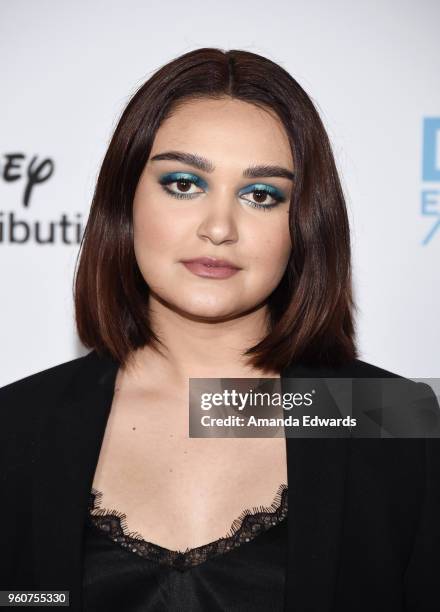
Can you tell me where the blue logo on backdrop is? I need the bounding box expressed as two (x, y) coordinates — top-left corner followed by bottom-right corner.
(421, 117), (440, 245)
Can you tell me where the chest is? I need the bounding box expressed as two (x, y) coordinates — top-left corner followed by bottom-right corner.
(90, 386), (288, 550)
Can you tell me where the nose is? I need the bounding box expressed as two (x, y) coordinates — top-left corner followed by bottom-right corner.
(196, 191), (239, 245)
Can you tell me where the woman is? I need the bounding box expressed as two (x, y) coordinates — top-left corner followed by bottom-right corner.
(1, 48), (439, 612)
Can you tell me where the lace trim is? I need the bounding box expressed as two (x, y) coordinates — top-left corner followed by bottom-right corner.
(87, 483), (288, 571)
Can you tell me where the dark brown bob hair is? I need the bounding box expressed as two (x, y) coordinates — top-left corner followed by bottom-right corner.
(74, 47), (358, 373)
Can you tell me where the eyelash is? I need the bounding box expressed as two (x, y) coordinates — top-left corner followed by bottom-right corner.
(158, 175), (286, 211)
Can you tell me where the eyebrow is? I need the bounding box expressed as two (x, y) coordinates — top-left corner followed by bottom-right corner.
(149, 150), (295, 181)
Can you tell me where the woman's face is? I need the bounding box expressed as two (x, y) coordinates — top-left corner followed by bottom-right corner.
(133, 96), (293, 321)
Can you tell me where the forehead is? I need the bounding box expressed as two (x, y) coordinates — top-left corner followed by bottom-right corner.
(150, 97), (293, 168)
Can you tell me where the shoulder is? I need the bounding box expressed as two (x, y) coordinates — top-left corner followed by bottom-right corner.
(347, 357), (413, 380)
(311, 357), (438, 408)
(0, 351), (91, 403)
(294, 356), (440, 463)
(348, 358), (438, 411)
(284, 356), (408, 380)
(331, 356), (407, 379)
(0, 351), (96, 443)
(333, 358), (439, 427)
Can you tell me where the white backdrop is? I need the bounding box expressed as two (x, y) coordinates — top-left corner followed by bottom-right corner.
(1, 0), (439, 386)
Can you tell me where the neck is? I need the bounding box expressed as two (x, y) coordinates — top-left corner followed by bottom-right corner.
(122, 294), (280, 388)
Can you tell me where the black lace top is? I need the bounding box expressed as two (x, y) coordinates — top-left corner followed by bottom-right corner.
(82, 483), (288, 611)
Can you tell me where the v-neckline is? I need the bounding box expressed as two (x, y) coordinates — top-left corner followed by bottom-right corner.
(86, 483), (288, 571)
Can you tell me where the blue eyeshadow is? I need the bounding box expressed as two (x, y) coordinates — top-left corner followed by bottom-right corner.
(159, 172), (209, 190)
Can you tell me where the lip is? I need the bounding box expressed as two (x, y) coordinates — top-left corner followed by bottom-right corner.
(180, 256), (242, 279)
(181, 256), (241, 269)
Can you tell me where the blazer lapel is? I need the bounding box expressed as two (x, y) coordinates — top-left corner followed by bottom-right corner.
(32, 350), (119, 604)
(32, 350), (349, 612)
(281, 362), (350, 612)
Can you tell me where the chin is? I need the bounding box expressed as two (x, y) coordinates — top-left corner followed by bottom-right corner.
(175, 296), (239, 320)
(184, 303), (236, 320)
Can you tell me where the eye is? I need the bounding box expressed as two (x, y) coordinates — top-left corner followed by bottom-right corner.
(158, 172), (206, 200)
(239, 184), (286, 211)
(158, 173), (287, 210)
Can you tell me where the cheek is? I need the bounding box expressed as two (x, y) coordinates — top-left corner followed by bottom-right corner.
(133, 199), (182, 257)
(133, 206), (181, 291)
(248, 218), (291, 277)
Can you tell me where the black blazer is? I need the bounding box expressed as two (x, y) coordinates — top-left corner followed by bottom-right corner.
(1, 349), (439, 612)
